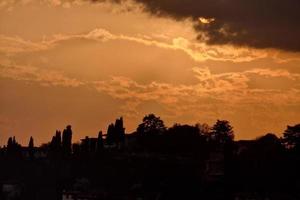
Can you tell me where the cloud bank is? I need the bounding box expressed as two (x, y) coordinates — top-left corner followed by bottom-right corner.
(2, 0), (300, 51)
(95, 0), (300, 52)
(94, 67), (300, 119)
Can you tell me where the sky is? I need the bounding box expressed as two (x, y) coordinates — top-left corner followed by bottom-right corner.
(0, 0), (300, 145)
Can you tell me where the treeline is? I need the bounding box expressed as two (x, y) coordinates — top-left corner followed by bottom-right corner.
(0, 114), (300, 200)
(1, 113), (300, 159)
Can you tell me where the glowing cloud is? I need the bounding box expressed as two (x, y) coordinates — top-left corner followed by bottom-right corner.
(199, 17), (215, 24)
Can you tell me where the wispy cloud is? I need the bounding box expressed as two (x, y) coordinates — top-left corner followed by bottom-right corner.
(0, 35), (49, 54)
(245, 68), (300, 80)
(0, 28), (114, 54)
(0, 28), (269, 63)
(0, 0), (86, 10)
(0, 62), (84, 87)
(93, 67), (300, 118)
(1, 28), (299, 118)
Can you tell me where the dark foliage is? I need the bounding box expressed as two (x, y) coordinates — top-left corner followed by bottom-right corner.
(62, 125), (73, 157)
(137, 114), (166, 136)
(283, 124), (300, 151)
(106, 117), (125, 146)
(211, 120), (234, 144)
(0, 115), (299, 200)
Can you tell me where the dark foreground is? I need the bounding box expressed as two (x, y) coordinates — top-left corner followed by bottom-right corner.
(0, 117), (300, 199)
(0, 145), (300, 200)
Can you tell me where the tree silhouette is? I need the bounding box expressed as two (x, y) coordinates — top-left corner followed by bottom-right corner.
(7, 137), (13, 149)
(29, 136), (34, 149)
(283, 124), (300, 151)
(50, 130), (62, 156)
(167, 124), (202, 153)
(106, 123), (115, 145)
(255, 133), (284, 157)
(137, 114), (166, 136)
(97, 131), (104, 152)
(28, 136), (34, 159)
(6, 136), (21, 158)
(115, 117), (125, 144)
(105, 117), (125, 146)
(196, 123), (211, 143)
(62, 125), (73, 156)
(196, 123), (210, 137)
(211, 120), (234, 144)
(12, 136), (16, 145)
(1, 116), (300, 199)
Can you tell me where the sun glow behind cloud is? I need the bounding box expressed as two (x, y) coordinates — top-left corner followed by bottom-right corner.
(198, 17), (215, 24)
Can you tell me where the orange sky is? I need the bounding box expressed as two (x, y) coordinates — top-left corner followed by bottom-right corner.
(0, 0), (299, 145)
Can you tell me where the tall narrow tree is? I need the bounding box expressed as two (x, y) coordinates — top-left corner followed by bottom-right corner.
(62, 125), (73, 156)
(106, 123), (115, 145)
(28, 136), (34, 159)
(115, 117), (125, 144)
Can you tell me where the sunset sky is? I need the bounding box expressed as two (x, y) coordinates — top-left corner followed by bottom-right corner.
(0, 0), (300, 145)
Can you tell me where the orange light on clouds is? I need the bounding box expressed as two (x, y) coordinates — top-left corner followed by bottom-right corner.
(198, 17), (215, 24)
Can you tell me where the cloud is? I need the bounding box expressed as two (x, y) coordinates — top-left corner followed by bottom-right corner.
(2, 0), (300, 51)
(0, 28), (115, 54)
(0, 62), (84, 87)
(93, 67), (300, 118)
(199, 17), (215, 24)
(0, 28), (268, 62)
(0, 35), (48, 54)
(245, 68), (300, 80)
(90, 0), (300, 52)
(0, 0), (86, 10)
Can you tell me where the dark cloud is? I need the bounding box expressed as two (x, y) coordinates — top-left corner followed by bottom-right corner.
(98, 0), (300, 51)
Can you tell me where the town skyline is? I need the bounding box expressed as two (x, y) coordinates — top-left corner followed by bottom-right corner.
(0, 113), (298, 147)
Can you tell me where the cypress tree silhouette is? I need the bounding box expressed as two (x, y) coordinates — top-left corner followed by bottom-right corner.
(55, 130), (62, 147)
(106, 117), (125, 146)
(50, 130), (62, 157)
(7, 137), (13, 150)
(29, 136), (34, 148)
(106, 123), (115, 145)
(28, 136), (34, 159)
(7, 137), (14, 157)
(12, 136), (16, 145)
(62, 125), (73, 156)
(115, 117), (125, 145)
(6, 136), (21, 158)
